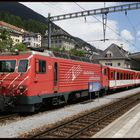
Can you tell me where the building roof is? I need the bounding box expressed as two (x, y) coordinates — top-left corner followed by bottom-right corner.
(24, 32), (41, 37)
(93, 43), (130, 60)
(0, 21), (25, 34)
(129, 52), (140, 61)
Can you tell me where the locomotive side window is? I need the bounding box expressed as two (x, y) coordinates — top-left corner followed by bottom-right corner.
(0, 60), (16, 73)
(18, 59), (28, 73)
(103, 68), (107, 75)
(38, 60), (46, 73)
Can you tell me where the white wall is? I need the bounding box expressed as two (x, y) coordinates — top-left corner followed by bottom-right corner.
(99, 59), (131, 69)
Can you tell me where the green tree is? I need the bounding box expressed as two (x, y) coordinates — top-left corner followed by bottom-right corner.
(0, 12), (48, 35)
(70, 48), (86, 57)
(50, 46), (61, 52)
(12, 43), (27, 52)
(0, 28), (13, 52)
(0, 40), (7, 52)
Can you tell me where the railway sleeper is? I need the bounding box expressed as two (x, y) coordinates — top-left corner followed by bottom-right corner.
(82, 131), (93, 136)
(45, 133), (64, 138)
(84, 118), (97, 122)
(65, 125), (83, 130)
(73, 122), (87, 127)
(52, 131), (69, 137)
(79, 120), (93, 124)
(40, 135), (59, 138)
(68, 124), (84, 129)
(60, 128), (74, 134)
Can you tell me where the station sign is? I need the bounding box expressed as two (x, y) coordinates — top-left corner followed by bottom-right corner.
(88, 82), (101, 92)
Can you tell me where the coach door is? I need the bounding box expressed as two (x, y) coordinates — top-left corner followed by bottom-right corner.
(53, 62), (58, 92)
(102, 66), (109, 88)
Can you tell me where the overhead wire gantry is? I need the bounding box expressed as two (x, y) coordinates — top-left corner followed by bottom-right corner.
(47, 2), (140, 49)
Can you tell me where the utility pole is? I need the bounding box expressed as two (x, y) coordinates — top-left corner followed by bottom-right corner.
(47, 13), (51, 50)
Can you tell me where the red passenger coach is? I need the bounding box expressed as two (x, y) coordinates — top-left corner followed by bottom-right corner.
(107, 66), (139, 89)
(0, 51), (105, 112)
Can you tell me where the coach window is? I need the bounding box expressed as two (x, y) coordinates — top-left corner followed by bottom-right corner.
(132, 74), (134, 79)
(117, 72), (119, 80)
(114, 71), (116, 80)
(131, 74), (132, 79)
(127, 73), (129, 79)
(37, 60), (46, 73)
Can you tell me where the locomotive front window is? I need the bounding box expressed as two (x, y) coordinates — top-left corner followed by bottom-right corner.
(0, 60), (16, 73)
(18, 59), (28, 73)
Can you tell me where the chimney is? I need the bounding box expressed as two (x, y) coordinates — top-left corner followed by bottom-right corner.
(120, 44), (123, 49)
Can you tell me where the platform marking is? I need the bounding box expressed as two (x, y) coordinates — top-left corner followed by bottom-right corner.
(112, 110), (140, 138)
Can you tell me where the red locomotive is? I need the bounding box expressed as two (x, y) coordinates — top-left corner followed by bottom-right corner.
(0, 50), (140, 112)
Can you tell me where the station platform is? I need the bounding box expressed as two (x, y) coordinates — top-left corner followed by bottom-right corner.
(91, 103), (140, 138)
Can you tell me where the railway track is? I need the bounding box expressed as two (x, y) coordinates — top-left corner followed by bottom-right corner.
(30, 92), (140, 138)
(0, 113), (18, 123)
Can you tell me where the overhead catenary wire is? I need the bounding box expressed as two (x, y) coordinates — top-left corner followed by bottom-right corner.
(74, 2), (136, 48)
(48, 2), (68, 13)
(42, 2), (65, 14)
(124, 11), (137, 46)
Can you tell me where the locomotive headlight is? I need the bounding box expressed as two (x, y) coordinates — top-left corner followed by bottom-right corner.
(18, 85), (26, 91)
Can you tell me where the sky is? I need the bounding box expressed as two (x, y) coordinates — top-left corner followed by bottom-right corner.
(21, 2), (140, 53)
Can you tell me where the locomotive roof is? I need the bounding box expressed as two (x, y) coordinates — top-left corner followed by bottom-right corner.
(0, 50), (95, 64)
(29, 51), (95, 64)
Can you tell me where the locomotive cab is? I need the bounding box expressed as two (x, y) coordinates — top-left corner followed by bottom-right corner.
(0, 52), (30, 112)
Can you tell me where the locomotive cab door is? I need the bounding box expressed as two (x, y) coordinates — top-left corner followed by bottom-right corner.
(53, 62), (58, 92)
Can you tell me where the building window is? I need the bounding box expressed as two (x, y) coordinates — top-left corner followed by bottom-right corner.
(118, 63), (121, 66)
(105, 51), (113, 58)
(105, 63), (112, 66)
